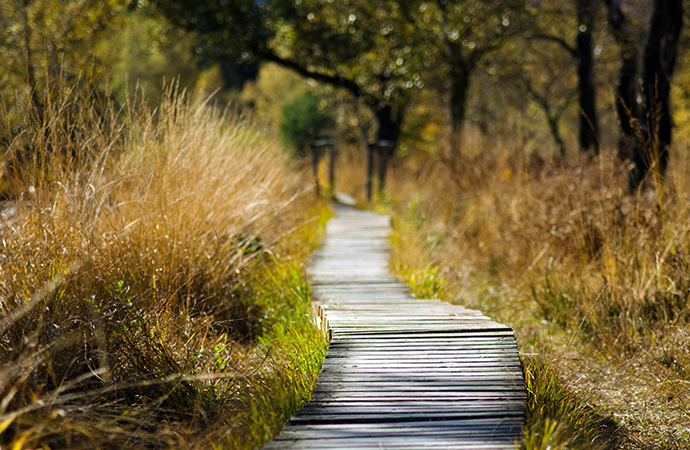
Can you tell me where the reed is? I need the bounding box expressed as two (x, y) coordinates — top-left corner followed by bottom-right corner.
(386, 140), (690, 449)
(0, 85), (327, 449)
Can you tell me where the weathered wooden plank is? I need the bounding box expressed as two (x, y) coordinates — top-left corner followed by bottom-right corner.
(275, 427), (521, 440)
(264, 442), (518, 450)
(328, 337), (517, 342)
(328, 339), (517, 345)
(324, 315), (495, 321)
(326, 345), (519, 352)
(322, 311), (484, 316)
(299, 400), (526, 410)
(324, 315), (489, 320)
(309, 394), (525, 402)
(319, 302), (476, 307)
(264, 440), (519, 450)
(318, 365), (525, 373)
(323, 356), (521, 363)
(313, 286), (411, 293)
(324, 317), (499, 323)
(277, 417), (522, 434)
(289, 409), (525, 425)
(326, 345), (519, 351)
(268, 430), (522, 447)
(329, 328), (512, 335)
(318, 368), (525, 375)
(309, 393), (527, 402)
(328, 326), (509, 333)
(315, 375), (523, 384)
(324, 347), (520, 354)
(317, 367), (525, 375)
(315, 381), (525, 390)
(328, 334), (518, 342)
(304, 405), (524, 412)
(321, 357), (524, 364)
(319, 357), (523, 366)
(276, 429), (520, 441)
(312, 278), (402, 284)
(327, 347), (519, 355)
(319, 304), (480, 310)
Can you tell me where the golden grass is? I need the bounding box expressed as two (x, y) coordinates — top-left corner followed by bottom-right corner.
(385, 140), (690, 449)
(0, 86), (328, 449)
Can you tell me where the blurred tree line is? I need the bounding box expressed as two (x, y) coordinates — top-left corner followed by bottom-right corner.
(0, 0), (255, 139)
(0, 0), (687, 193)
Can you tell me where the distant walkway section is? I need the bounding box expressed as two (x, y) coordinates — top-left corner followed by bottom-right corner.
(263, 204), (526, 450)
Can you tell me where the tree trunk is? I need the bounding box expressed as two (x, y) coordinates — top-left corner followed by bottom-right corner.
(377, 146), (391, 193)
(365, 104), (402, 200)
(604, 0), (640, 160)
(630, 0), (683, 189)
(328, 145), (336, 198)
(311, 146), (321, 196)
(448, 55), (472, 158)
(576, 0), (599, 153)
(366, 143), (374, 201)
(546, 113), (567, 160)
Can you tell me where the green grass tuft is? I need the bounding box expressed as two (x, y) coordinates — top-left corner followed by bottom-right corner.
(522, 355), (622, 450)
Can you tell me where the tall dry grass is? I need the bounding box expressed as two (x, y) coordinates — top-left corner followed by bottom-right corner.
(386, 141), (690, 448)
(0, 86), (326, 449)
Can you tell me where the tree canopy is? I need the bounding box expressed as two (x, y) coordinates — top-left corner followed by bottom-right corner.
(0, 0), (127, 113)
(0, 0), (685, 191)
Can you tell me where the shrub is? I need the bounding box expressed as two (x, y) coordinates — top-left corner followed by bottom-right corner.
(279, 91), (334, 156)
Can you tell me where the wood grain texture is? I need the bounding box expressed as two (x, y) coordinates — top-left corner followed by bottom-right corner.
(262, 204), (525, 450)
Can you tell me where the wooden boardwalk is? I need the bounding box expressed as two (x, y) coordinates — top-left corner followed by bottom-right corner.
(262, 205), (526, 450)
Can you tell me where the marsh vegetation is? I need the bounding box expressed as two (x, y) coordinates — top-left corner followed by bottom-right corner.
(2, 0), (690, 449)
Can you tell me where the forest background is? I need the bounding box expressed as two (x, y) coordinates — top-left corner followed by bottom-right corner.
(2, 0), (690, 449)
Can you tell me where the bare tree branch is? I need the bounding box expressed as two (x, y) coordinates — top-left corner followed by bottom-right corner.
(529, 33), (578, 58)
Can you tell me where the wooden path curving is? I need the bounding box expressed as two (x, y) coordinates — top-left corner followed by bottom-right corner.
(262, 204), (526, 450)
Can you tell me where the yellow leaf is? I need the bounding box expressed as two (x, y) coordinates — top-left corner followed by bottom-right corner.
(12, 432), (29, 450)
(0, 415), (16, 435)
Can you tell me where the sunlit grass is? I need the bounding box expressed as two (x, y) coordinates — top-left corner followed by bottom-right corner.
(521, 355), (622, 450)
(0, 85), (328, 449)
(384, 140), (690, 449)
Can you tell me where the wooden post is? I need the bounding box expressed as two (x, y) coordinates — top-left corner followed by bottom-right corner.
(366, 143), (375, 202)
(376, 140), (394, 193)
(366, 140), (395, 201)
(328, 145), (336, 199)
(311, 145), (321, 197)
(312, 139), (336, 198)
